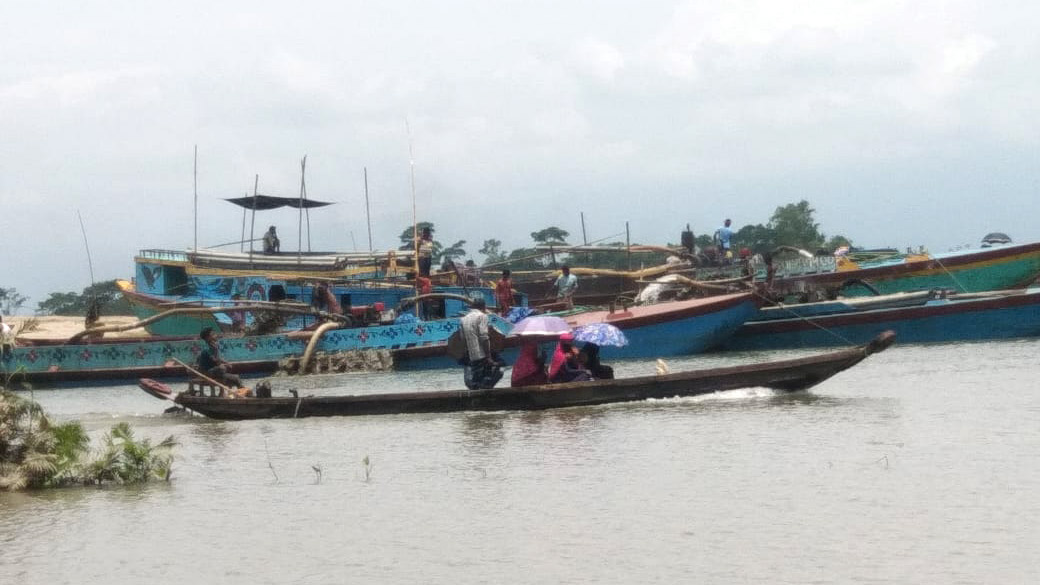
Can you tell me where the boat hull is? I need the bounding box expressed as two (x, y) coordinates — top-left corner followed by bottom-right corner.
(724, 288), (1040, 350)
(394, 292), (760, 369)
(772, 242), (1040, 297)
(173, 332), (894, 420)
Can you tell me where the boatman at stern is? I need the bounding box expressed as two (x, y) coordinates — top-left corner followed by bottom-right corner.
(460, 297), (503, 390)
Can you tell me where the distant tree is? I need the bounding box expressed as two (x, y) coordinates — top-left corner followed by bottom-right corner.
(440, 240), (467, 264)
(500, 247), (545, 271)
(768, 200), (826, 250)
(530, 227), (569, 246)
(36, 280), (132, 316)
(397, 222), (444, 263)
(733, 224), (777, 255)
(0, 288), (27, 314)
(824, 235), (853, 251)
(478, 239), (507, 265)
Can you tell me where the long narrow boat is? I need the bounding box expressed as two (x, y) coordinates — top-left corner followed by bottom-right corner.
(722, 287), (1040, 350)
(393, 291), (760, 369)
(147, 331), (895, 420)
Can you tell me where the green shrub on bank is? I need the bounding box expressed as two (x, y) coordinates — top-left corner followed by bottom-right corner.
(0, 390), (175, 491)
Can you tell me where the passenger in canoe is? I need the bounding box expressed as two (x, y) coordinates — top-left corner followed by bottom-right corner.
(548, 332), (592, 383)
(198, 327), (243, 388)
(510, 340), (548, 387)
(578, 342), (614, 380)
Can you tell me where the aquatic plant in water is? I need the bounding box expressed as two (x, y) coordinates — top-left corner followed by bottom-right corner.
(0, 390), (176, 491)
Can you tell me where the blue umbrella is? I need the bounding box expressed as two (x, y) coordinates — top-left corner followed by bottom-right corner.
(572, 323), (628, 347)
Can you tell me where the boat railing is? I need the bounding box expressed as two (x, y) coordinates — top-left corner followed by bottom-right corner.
(137, 249), (190, 262)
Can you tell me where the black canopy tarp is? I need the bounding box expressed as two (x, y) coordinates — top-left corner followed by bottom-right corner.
(225, 195), (334, 210)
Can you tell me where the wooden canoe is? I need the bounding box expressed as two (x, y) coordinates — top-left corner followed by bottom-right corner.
(161, 331), (895, 420)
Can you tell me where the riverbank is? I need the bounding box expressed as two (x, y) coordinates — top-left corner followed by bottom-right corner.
(7, 315), (150, 341)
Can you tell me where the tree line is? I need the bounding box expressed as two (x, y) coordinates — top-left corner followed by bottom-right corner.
(400, 199), (851, 271)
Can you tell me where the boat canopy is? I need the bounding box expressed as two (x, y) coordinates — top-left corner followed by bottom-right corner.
(224, 195), (334, 210)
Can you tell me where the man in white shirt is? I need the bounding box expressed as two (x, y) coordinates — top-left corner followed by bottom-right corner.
(459, 298), (502, 389)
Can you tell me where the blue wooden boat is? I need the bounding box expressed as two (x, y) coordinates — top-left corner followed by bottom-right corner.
(0, 312), (513, 385)
(721, 287), (1040, 350)
(124, 249), (520, 335)
(394, 291), (760, 369)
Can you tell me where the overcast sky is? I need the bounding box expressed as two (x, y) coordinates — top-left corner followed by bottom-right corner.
(2, 1), (1038, 310)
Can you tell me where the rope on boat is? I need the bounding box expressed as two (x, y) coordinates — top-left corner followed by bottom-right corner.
(931, 256), (969, 293)
(747, 288), (859, 348)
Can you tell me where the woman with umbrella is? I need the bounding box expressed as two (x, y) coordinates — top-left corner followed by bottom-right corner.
(573, 323), (627, 380)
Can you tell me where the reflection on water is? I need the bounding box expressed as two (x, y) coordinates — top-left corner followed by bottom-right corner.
(3, 339), (1040, 584)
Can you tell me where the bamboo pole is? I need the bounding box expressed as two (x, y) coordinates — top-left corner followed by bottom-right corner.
(249, 175), (259, 266)
(298, 156), (305, 267)
(193, 145), (198, 253)
(67, 303), (351, 343)
(363, 167), (373, 252)
(171, 357), (233, 394)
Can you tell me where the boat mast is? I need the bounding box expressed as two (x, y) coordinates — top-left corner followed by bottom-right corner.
(364, 167), (373, 252)
(407, 119), (419, 316)
(248, 174), (258, 267)
(193, 144), (198, 252)
(298, 155), (306, 266)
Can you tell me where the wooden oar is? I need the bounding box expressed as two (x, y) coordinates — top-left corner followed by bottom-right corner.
(171, 358), (235, 395)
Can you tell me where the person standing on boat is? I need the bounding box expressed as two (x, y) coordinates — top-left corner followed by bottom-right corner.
(713, 219), (733, 263)
(416, 227), (434, 277)
(198, 327), (243, 389)
(553, 265), (578, 309)
(0, 315), (14, 360)
(263, 226), (280, 254)
(495, 269), (515, 316)
(460, 297), (503, 389)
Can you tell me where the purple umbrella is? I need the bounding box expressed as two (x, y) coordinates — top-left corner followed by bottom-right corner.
(507, 315), (571, 337)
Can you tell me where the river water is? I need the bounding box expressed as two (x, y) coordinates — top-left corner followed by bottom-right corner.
(2, 339), (1039, 584)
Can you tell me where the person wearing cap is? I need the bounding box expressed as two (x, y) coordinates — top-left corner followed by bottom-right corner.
(548, 332), (592, 383)
(459, 297), (503, 389)
(263, 226), (280, 254)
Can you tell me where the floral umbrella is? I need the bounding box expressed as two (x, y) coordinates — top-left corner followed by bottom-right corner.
(572, 323), (629, 347)
(507, 315), (572, 337)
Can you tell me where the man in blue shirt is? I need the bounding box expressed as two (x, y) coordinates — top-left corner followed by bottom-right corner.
(714, 219), (734, 262)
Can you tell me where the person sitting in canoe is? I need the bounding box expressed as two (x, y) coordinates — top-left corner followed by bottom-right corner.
(548, 333), (592, 383)
(198, 327), (243, 389)
(578, 342), (614, 380)
(511, 340), (548, 387)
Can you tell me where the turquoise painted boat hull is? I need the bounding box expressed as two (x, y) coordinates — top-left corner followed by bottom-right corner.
(1, 314), (511, 385)
(723, 288), (1040, 350)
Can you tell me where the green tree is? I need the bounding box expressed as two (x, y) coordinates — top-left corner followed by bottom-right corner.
(0, 287), (27, 314)
(733, 224), (777, 255)
(478, 239), (507, 265)
(36, 280), (132, 316)
(440, 240), (467, 263)
(530, 227), (569, 245)
(768, 200), (825, 250)
(397, 222), (444, 263)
